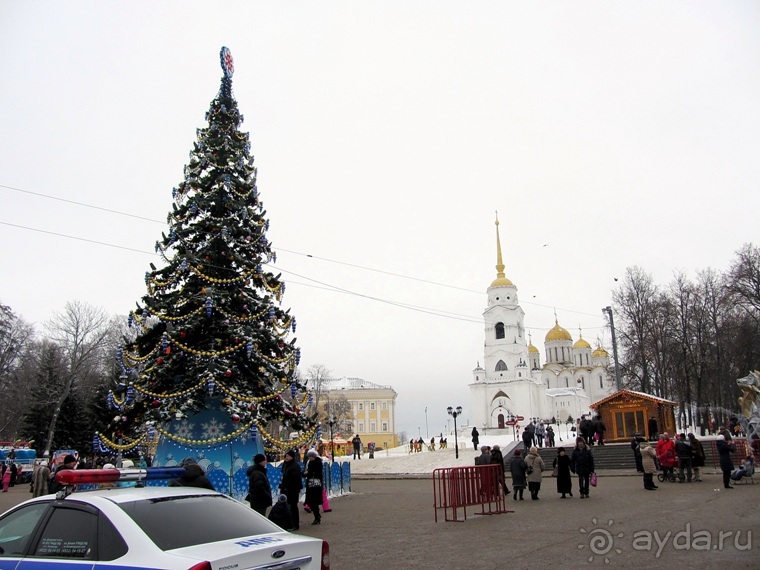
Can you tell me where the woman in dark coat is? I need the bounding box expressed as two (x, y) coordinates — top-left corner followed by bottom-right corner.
(279, 450), (303, 530)
(509, 449), (528, 500)
(688, 433), (705, 482)
(716, 435), (736, 489)
(471, 427), (480, 450)
(302, 450), (323, 525)
(553, 447), (573, 498)
(490, 445), (510, 495)
(570, 437), (595, 498)
(246, 453), (272, 516)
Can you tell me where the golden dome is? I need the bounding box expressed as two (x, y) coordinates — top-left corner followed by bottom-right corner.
(545, 320), (572, 342)
(573, 337), (591, 349)
(490, 276), (514, 287)
(528, 342), (539, 354)
(592, 346), (609, 357)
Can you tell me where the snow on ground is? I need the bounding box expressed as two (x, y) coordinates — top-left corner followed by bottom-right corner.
(336, 435), (525, 475)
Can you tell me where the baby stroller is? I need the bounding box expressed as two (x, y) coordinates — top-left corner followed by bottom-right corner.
(656, 451), (677, 482)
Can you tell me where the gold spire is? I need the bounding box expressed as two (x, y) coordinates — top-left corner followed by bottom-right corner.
(490, 212), (514, 287)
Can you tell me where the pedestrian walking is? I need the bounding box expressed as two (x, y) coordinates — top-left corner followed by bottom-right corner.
(593, 416), (606, 446)
(525, 446), (545, 500)
(303, 450), (323, 525)
(490, 445), (510, 495)
(279, 449), (303, 530)
(352, 434), (362, 459)
(570, 437), (595, 498)
(553, 447), (573, 498)
(509, 449), (528, 501)
(471, 427), (480, 450)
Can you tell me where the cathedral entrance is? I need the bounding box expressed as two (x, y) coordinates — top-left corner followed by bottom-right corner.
(498, 413), (505, 429)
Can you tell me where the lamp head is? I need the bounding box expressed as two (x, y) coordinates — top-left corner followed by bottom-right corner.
(447, 406), (453, 415)
(456, 406), (463, 414)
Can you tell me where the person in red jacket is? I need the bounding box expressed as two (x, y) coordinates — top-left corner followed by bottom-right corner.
(655, 432), (677, 479)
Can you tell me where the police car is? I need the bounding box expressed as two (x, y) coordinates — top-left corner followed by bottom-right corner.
(0, 467), (329, 570)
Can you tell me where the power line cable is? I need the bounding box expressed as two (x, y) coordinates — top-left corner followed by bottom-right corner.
(1, 182), (609, 321)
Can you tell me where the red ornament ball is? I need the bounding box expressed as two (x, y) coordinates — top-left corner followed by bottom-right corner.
(225, 369), (232, 377)
(232, 414), (240, 422)
(157, 357), (164, 364)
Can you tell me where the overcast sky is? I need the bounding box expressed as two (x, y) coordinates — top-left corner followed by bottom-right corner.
(1, 2), (758, 439)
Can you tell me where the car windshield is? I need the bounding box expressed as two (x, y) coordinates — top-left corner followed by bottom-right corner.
(118, 494), (281, 551)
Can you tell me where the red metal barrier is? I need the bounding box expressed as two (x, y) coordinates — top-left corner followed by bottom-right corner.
(433, 464), (512, 522)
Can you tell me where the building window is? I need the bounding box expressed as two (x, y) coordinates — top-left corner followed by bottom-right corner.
(581, 377), (585, 389)
(565, 378), (569, 387)
(495, 360), (507, 371)
(382, 422), (388, 432)
(599, 375), (603, 388)
(358, 403), (364, 411)
(359, 422), (364, 431)
(370, 421), (376, 432)
(370, 402), (375, 410)
(382, 402), (387, 410)
(546, 380), (550, 389)
(495, 322), (505, 339)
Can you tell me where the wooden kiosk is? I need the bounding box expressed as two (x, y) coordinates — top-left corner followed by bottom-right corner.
(590, 390), (677, 442)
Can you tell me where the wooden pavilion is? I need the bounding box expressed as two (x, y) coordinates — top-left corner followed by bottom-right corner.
(590, 390), (677, 442)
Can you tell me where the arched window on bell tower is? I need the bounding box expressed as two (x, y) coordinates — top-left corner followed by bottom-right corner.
(495, 360), (508, 372)
(495, 322), (505, 339)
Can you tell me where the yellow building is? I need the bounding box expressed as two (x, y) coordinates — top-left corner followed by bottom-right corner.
(321, 377), (399, 450)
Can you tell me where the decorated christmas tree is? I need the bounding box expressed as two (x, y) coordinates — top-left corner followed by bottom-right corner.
(97, 48), (316, 490)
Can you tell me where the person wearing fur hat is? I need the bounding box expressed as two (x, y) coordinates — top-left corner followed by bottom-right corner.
(268, 494), (294, 530)
(302, 449), (323, 525)
(246, 453), (272, 516)
(279, 449), (303, 530)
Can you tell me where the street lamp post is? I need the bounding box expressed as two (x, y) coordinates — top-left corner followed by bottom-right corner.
(508, 413), (516, 441)
(447, 406), (463, 459)
(328, 416), (337, 464)
(425, 407), (429, 438)
(602, 306), (622, 391)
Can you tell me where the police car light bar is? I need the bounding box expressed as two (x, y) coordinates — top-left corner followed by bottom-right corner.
(57, 467), (187, 485)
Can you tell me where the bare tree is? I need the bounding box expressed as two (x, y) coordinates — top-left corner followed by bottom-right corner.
(0, 303), (35, 439)
(613, 266), (660, 393)
(727, 243), (760, 321)
(42, 301), (110, 455)
(304, 364), (333, 416)
(323, 394), (354, 436)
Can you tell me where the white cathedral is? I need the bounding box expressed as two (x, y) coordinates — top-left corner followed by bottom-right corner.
(469, 218), (616, 430)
